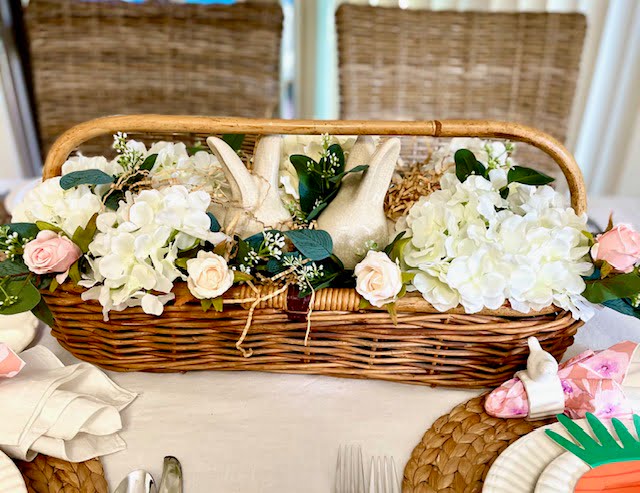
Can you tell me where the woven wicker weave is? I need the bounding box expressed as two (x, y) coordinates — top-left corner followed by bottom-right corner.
(16, 455), (107, 493)
(403, 395), (552, 492)
(24, 0), (283, 157)
(41, 115), (586, 388)
(336, 6), (586, 176)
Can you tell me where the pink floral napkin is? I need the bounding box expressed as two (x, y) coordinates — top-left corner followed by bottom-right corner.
(485, 341), (639, 419)
(0, 343), (25, 378)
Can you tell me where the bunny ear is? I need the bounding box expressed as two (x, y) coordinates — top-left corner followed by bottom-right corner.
(253, 135), (282, 187)
(356, 137), (401, 206)
(207, 136), (258, 209)
(346, 135), (376, 171)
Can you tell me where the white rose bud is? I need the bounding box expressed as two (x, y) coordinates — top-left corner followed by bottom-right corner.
(186, 251), (234, 300)
(354, 250), (403, 307)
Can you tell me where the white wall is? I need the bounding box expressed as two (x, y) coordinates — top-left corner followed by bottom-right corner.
(0, 79), (25, 181)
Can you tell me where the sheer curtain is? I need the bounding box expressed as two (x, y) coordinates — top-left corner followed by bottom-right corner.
(300, 0), (639, 196)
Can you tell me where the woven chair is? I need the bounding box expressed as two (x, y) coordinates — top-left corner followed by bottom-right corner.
(336, 5), (586, 177)
(24, 0), (283, 157)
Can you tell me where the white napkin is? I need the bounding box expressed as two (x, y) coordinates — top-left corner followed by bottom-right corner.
(0, 345), (136, 462)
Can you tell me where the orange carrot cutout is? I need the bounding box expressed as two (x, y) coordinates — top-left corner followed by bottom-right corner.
(574, 460), (640, 492)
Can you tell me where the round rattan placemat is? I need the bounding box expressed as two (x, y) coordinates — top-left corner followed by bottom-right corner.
(15, 455), (108, 493)
(403, 394), (554, 493)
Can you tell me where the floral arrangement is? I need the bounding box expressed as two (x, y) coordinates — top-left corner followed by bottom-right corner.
(1, 132), (639, 338)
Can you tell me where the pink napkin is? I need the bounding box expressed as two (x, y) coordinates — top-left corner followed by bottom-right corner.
(0, 343), (24, 378)
(485, 341), (639, 419)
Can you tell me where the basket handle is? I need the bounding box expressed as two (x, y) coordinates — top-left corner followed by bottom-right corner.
(42, 115), (587, 214)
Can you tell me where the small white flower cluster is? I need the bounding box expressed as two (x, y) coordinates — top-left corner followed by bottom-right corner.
(282, 255), (325, 291)
(278, 135), (357, 203)
(0, 226), (30, 260)
(401, 140), (594, 320)
(80, 185), (228, 319)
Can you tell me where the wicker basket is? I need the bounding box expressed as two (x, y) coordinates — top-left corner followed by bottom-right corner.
(42, 115), (587, 388)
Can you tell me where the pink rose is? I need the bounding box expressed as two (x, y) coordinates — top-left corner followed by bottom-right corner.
(591, 224), (640, 273)
(23, 230), (82, 282)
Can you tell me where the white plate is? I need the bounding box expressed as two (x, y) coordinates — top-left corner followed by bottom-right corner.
(483, 418), (635, 493)
(0, 450), (26, 493)
(534, 452), (590, 493)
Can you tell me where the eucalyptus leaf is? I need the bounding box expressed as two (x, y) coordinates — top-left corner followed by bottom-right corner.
(207, 212), (221, 232)
(0, 280), (41, 315)
(583, 273), (640, 303)
(139, 153), (158, 171)
(455, 149), (486, 182)
(285, 229), (333, 261)
(602, 298), (640, 319)
(8, 223), (38, 239)
(222, 134), (245, 152)
(305, 201), (329, 222)
(0, 259), (29, 277)
(507, 166), (555, 186)
(383, 231), (406, 255)
(31, 298), (55, 327)
(60, 170), (114, 190)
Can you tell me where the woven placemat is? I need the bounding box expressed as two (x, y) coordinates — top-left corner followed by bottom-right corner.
(15, 455), (108, 493)
(403, 394), (554, 493)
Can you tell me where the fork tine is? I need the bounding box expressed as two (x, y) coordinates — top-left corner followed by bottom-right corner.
(389, 457), (400, 493)
(335, 445), (342, 493)
(354, 445), (364, 492)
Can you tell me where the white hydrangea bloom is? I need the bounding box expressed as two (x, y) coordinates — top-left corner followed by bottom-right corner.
(81, 185), (228, 319)
(12, 177), (104, 236)
(61, 154), (124, 177)
(401, 141), (594, 320)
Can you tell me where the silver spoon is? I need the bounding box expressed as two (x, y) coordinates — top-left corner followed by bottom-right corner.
(114, 470), (157, 493)
(158, 456), (183, 493)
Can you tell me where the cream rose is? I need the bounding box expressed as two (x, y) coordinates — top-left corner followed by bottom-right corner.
(23, 230), (82, 282)
(186, 251), (234, 300)
(354, 250), (403, 307)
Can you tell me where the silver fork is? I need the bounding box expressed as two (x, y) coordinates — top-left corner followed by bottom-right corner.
(335, 444), (366, 493)
(368, 456), (400, 493)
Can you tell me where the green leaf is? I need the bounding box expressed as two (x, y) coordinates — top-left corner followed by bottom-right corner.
(507, 166), (555, 186)
(104, 190), (125, 211)
(71, 214), (98, 253)
(0, 280), (41, 315)
(383, 231), (406, 255)
(60, 170), (114, 190)
(175, 258), (189, 269)
(284, 229), (333, 261)
(8, 223), (39, 239)
(31, 298), (55, 327)
(200, 298), (213, 312)
(233, 270), (253, 283)
(139, 153), (157, 171)
(328, 164), (369, 183)
(36, 221), (62, 233)
(48, 277), (59, 293)
(454, 149), (486, 182)
(600, 260), (614, 279)
(401, 271), (415, 284)
(68, 261), (81, 284)
(602, 298), (640, 319)
(305, 200), (329, 222)
(207, 212), (221, 233)
(212, 296), (224, 312)
(605, 213), (614, 233)
(0, 259), (29, 277)
(583, 272), (640, 303)
(222, 134), (245, 152)
(358, 298), (371, 310)
(290, 155), (323, 214)
(499, 186), (509, 199)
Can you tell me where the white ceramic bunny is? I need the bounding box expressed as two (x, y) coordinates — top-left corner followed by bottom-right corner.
(207, 135), (292, 237)
(316, 136), (401, 269)
(515, 337), (564, 420)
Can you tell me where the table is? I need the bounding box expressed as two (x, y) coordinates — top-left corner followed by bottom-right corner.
(29, 196), (640, 492)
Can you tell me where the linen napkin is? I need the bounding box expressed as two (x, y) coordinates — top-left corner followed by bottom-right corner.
(0, 345), (137, 462)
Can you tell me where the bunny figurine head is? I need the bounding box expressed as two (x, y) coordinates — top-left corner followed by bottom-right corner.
(316, 136), (401, 269)
(207, 135), (292, 238)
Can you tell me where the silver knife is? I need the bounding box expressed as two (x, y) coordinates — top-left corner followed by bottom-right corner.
(114, 470), (157, 493)
(157, 456), (183, 493)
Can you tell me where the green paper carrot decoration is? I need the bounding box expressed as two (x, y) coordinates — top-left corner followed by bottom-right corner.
(546, 413), (640, 492)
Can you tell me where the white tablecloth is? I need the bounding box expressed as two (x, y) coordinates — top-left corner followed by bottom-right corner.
(26, 196), (640, 492)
